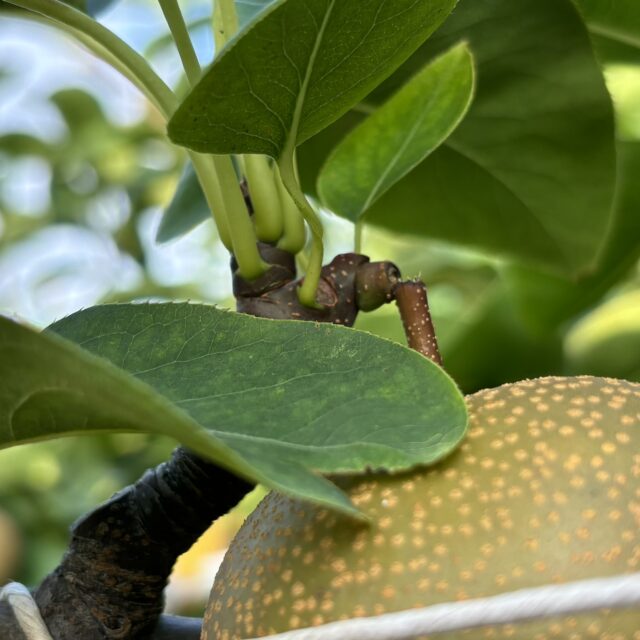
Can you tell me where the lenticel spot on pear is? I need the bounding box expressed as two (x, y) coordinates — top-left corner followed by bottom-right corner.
(203, 376), (640, 640)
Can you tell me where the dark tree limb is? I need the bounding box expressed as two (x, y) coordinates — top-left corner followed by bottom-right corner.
(0, 607), (199, 640)
(33, 448), (251, 639)
(0, 601), (27, 640)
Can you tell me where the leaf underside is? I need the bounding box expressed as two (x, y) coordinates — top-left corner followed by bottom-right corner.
(168, 0), (458, 158)
(0, 304), (468, 515)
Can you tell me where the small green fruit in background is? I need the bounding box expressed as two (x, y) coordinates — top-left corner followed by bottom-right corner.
(203, 377), (640, 639)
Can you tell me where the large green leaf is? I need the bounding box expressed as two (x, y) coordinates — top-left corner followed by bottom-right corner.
(236, 0), (273, 26)
(574, 0), (640, 63)
(318, 42), (475, 222)
(505, 140), (640, 330)
(168, 0), (458, 158)
(576, 0), (640, 50)
(301, 0), (617, 275)
(565, 288), (640, 382)
(0, 304), (467, 515)
(156, 163), (210, 243)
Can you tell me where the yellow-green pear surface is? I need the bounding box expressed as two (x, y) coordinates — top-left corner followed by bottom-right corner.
(203, 377), (640, 639)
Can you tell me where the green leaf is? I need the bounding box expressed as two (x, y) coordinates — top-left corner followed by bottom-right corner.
(301, 0), (617, 275)
(145, 17), (212, 58)
(168, 0), (458, 159)
(0, 304), (468, 515)
(236, 0), (273, 26)
(565, 288), (640, 382)
(318, 42), (475, 222)
(62, 0), (118, 16)
(505, 140), (640, 331)
(157, 163), (210, 243)
(439, 285), (564, 394)
(574, 0), (640, 64)
(575, 0), (640, 51)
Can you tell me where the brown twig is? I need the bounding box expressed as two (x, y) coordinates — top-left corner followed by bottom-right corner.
(395, 280), (443, 366)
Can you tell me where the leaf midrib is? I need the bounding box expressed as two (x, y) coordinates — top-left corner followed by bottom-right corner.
(588, 22), (640, 50)
(282, 0), (336, 159)
(442, 140), (570, 267)
(361, 54), (462, 213)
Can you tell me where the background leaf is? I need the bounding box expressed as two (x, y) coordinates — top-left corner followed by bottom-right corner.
(236, 0), (274, 26)
(565, 288), (640, 381)
(575, 0), (640, 50)
(300, 0), (617, 275)
(574, 0), (640, 64)
(168, 0), (458, 158)
(156, 163), (210, 243)
(318, 42), (475, 222)
(56, 0), (120, 16)
(0, 305), (468, 514)
(504, 140), (640, 331)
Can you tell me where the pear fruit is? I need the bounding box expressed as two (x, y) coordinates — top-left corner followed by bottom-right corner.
(203, 376), (640, 639)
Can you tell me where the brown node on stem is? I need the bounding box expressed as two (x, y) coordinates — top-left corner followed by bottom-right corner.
(233, 249), (401, 325)
(355, 260), (401, 312)
(395, 280), (443, 366)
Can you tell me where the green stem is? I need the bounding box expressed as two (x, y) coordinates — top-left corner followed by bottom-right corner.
(275, 166), (306, 253)
(5, 0), (177, 119)
(244, 156), (284, 243)
(157, 0), (262, 274)
(153, 0), (232, 250)
(190, 154), (232, 250)
(213, 0), (239, 50)
(11, 0), (261, 275)
(278, 156), (324, 308)
(213, 156), (267, 280)
(158, 0), (201, 86)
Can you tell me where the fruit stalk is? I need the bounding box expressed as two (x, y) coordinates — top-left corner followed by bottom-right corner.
(395, 280), (443, 365)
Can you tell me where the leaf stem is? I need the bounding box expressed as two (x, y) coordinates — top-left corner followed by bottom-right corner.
(213, 155), (268, 279)
(5, 0), (177, 119)
(276, 171), (306, 254)
(278, 156), (324, 307)
(189, 154), (233, 250)
(213, 0), (287, 253)
(157, 0), (263, 275)
(244, 156), (284, 243)
(213, 0), (239, 51)
(158, 0), (201, 86)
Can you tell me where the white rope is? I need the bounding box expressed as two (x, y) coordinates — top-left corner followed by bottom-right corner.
(245, 573), (640, 640)
(2, 573), (639, 640)
(0, 582), (53, 640)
